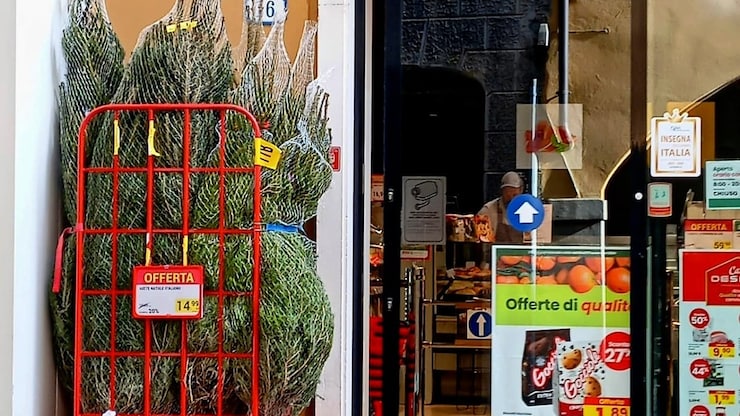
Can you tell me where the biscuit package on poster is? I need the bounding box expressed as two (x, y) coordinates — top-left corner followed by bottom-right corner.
(520, 329), (571, 407)
(555, 340), (608, 416)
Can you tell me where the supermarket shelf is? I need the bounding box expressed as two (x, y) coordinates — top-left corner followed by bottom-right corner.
(423, 299), (491, 307)
(423, 339), (492, 350)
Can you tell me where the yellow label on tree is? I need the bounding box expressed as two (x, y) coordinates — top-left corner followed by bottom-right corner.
(175, 299), (200, 314)
(254, 137), (282, 169)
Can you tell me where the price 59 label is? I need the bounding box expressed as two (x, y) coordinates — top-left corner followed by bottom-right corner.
(689, 308), (710, 329)
(714, 241), (732, 249)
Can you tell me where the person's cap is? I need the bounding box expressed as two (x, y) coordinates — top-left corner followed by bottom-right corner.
(500, 171), (523, 189)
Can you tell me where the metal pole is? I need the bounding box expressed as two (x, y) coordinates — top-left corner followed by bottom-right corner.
(558, 0), (569, 126)
(374, 0), (402, 414)
(630, 0), (649, 413)
(650, 218), (669, 416)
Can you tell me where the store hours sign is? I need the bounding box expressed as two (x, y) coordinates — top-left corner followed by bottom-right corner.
(650, 108), (701, 177)
(706, 160), (740, 210)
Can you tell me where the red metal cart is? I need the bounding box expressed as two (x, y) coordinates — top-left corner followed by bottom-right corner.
(54, 103), (266, 416)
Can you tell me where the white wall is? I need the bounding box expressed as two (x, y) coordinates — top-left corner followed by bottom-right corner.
(315, 0), (359, 414)
(12, 0), (63, 414)
(0, 0), (17, 413)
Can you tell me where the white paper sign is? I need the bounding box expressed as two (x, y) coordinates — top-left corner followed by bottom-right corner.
(650, 108), (701, 177)
(132, 266), (204, 319)
(261, 0), (288, 24)
(402, 176), (446, 245)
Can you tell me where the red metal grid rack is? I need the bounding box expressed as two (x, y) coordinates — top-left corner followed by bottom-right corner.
(56, 103), (265, 416)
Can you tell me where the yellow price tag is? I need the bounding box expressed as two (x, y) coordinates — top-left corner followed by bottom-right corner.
(583, 398), (630, 416)
(714, 241), (732, 249)
(583, 404), (629, 416)
(254, 137), (282, 169)
(709, 390), (736, 405)
(708, 344), (736, 359)
(175, 299), (200, 314)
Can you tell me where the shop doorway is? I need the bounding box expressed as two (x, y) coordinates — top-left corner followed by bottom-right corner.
(369, 62), (487, 414)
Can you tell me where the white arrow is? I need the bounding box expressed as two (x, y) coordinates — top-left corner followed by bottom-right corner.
(476, 314), (487, 336)
(514, 202), (539, 224)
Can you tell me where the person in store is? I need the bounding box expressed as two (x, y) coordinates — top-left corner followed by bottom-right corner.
(477, 171), (524, 243)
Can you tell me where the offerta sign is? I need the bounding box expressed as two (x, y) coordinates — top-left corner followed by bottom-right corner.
(491, 246), (631, 416)
(680, 250), (740, 415)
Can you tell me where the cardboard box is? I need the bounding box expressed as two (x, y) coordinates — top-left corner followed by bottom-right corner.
(686, 201), (740, 219)
(524, 204), (553, 244)
(684, 219), (734, 249)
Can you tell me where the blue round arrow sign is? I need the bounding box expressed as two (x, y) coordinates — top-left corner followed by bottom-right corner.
(506, 194), (545, 233)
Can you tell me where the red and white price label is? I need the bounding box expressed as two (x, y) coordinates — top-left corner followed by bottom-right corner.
(600, 331), (631, 371)
(689, 359), (711, 379)
(132, 265), (204, 320)
(689, 405), (711, 416)
(689, 308), (710, 329)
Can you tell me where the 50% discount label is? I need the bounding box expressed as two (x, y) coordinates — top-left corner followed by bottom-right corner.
(583, 398), (630, 416)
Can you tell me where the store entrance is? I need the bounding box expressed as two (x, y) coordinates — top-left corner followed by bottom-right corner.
(369, 62), (488, 414)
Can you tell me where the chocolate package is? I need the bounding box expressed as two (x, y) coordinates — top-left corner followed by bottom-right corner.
(521, 329), (571, 407)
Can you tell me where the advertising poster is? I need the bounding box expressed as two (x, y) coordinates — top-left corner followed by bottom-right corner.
(680, 250), (740, 416)
(491, 246), (632, 416)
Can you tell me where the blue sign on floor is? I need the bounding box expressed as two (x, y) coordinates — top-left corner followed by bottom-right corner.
(506, 194), (545, 233)
(467, 310), (492, 339)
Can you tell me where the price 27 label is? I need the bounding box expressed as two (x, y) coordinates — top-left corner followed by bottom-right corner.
(600, 332), (631, 371)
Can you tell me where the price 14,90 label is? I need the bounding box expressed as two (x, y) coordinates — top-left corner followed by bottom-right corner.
(583, 404), (629, 416)
(708, 344), (736, 359)
(709, 390), (736, 405)
(176, 299), (201, 314)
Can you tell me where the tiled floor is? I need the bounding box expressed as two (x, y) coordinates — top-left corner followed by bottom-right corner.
(398, 405), (490, 415)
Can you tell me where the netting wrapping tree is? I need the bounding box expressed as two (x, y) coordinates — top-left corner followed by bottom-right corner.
(51, 0), (335, 415)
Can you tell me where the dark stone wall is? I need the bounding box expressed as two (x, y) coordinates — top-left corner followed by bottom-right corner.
(402, 0), (552, 201)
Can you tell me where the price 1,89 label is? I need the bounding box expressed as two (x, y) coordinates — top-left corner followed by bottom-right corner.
(708, 344), (736, 359)
(176, 299), (201, 314)
(709, 390), (736, 405)
(583, 404), (629, 416)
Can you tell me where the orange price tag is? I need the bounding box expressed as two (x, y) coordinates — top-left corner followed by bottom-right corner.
(583, 398), (630, 416)
(708, 344), (736, 359)
(709, 390), (736, 405)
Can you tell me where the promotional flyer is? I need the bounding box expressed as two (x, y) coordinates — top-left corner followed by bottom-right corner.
(491, 246), (632, 416)
(680, 250), (740, 416)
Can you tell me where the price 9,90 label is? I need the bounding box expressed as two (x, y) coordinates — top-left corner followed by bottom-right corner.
(708, 344), (736, 359)
(584, 405), (629, 416)
(176, 299), (201, 314)
(709, 390), (736, 405)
